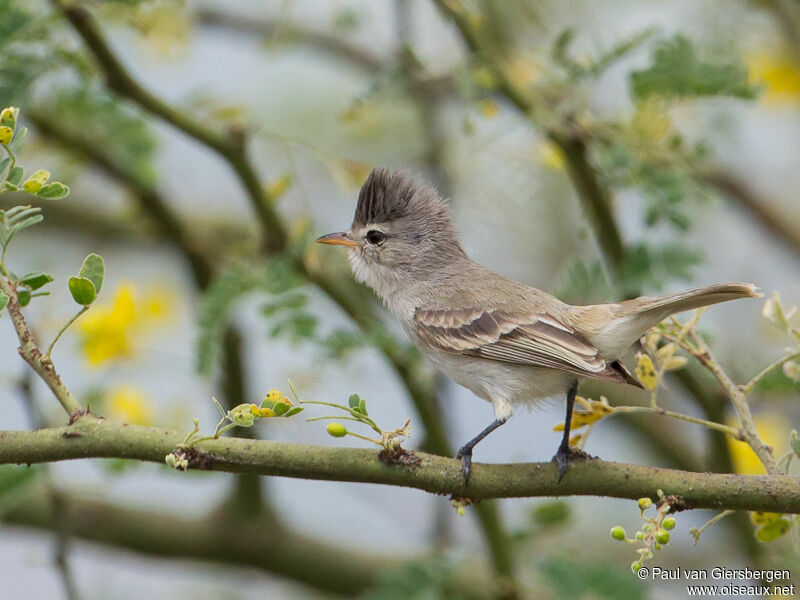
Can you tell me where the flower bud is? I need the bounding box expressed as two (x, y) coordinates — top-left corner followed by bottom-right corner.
(610, 526), (626, 541)
(638, 497), (652, 510)
(23, 170), (50, 193)
(655, 529), (670, 545)
(327, 422), (347, 437)
(662, 517), (676, 530)
(0, 106), (17, 130)
(0, 126), (12, 146)
(631, 561), (642, 573)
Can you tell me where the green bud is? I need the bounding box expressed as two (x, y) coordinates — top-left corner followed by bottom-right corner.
(663, 517), (676, 530)
(655, 529), (670, 545)
(610, 526), (626, 541)
(631, 561), (642, 573)
(327, 422), (347, 437)
(642, 524), (652, 532)
(635, 531), (644, 540)
(654, 543), (662, 550)
(165, 453), (177, 467)
(22, 170), (50, 193)
(638, 497), (652, 510)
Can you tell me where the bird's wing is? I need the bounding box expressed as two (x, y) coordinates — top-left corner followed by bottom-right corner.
(414, 307), (640, 386)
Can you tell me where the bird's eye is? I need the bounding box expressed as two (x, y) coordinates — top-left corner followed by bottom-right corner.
(365, 230), (385, 245)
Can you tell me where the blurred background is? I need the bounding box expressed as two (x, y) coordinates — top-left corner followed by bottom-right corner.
(0, 0), (799, 598)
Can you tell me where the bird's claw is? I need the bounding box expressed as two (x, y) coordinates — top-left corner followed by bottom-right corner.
(553, 444), (570, 482)
(455, 448), (472, 485)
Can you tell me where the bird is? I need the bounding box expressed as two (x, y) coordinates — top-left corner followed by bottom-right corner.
(316, 167), (759, 482)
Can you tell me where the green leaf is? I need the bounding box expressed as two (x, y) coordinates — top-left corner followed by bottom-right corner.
(631, 35), (758, 100)
(358, 397), (368, 416)
(20, 271), (53, 291)
(17, 289), (30, 306)
(0, 291), (7, 311)
(36, 181), (70, 200)
(790, 430), (800, 457)
(0, 465), (40, 503)
(283, 406), (303, 417)
(7, 165), (23, 186)
(531, 500), (571, 528)
(272, 401), (290, 416)
(756, 517), (791, 542)
(68, 276), (96, 305)
(348, 394), (361, 410)
(0, 156), (9, 174)
(78, 253), (104, 294)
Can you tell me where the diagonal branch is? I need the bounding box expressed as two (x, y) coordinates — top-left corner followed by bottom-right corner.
(0, 277), (82, 418)
(432, 0), (626, 281)
(53, 1), (287, 253)
(1, 419), (799, 513)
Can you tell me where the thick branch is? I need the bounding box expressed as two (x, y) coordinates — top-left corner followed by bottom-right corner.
(2, 418), (799, 513)
(3, 487), (390, 595)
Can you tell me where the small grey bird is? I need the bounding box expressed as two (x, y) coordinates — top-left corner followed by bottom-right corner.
(317, 168), (758, 482)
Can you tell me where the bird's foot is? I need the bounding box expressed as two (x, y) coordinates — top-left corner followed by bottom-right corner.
(552, 445), (593, 482)
(552, 443), (571, 482)
(455, 446), (473, 485)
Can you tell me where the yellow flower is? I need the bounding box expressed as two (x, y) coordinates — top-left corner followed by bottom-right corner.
(728, 412), (789, 475)
(107, 387), (154, 425)
(77, 281), (173, 367)
(635, 353), (659, 390)
(746, 50), (800, 104)
(536, 140), (566, 172)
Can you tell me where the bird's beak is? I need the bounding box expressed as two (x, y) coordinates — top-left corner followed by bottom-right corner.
(315, 231), (359, 247)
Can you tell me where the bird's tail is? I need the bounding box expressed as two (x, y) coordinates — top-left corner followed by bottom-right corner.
(622, 283), (760, 320)
(588, 283), (760, 359)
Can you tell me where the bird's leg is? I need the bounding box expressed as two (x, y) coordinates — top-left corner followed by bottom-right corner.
(553, 381), (579, 482)
(455, 418), (507, 484)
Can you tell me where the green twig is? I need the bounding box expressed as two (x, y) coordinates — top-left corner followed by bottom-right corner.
(45, 306), (89, 358)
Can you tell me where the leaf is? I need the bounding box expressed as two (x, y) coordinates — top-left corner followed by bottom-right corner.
(20, 271), (53, 291)
(348, 394), (361, 410)
(283, 406), (303, 417)
(531, 500), (571, 528)
(0, 465), (40, 503)
(78, 253), (104, 294)
(756, 517), (791, 542)
(68, 276), (96, 306)
(7, 165), (23, 186)
(17, 289), (30, 306)
(36, 181), (70, 199)
(790, 429), (800, 457)
(272, 401), (290, 416)
(0, 156), (9, 174)
(631, 35), (758, 100)
(0, 291), (7, 311)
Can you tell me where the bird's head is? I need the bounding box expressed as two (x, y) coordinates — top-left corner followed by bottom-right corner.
(317, 167), (466, 299)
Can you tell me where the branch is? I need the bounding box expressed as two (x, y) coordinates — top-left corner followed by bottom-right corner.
(697, 168), (800, 257)
(54, 1), (287, 253)
(2, 418), (799, 513)
(3, 486), (392, 596)
(0, 277), (82, 418)
(195, 7), (385, 73)
(432, 0), (626, 282)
